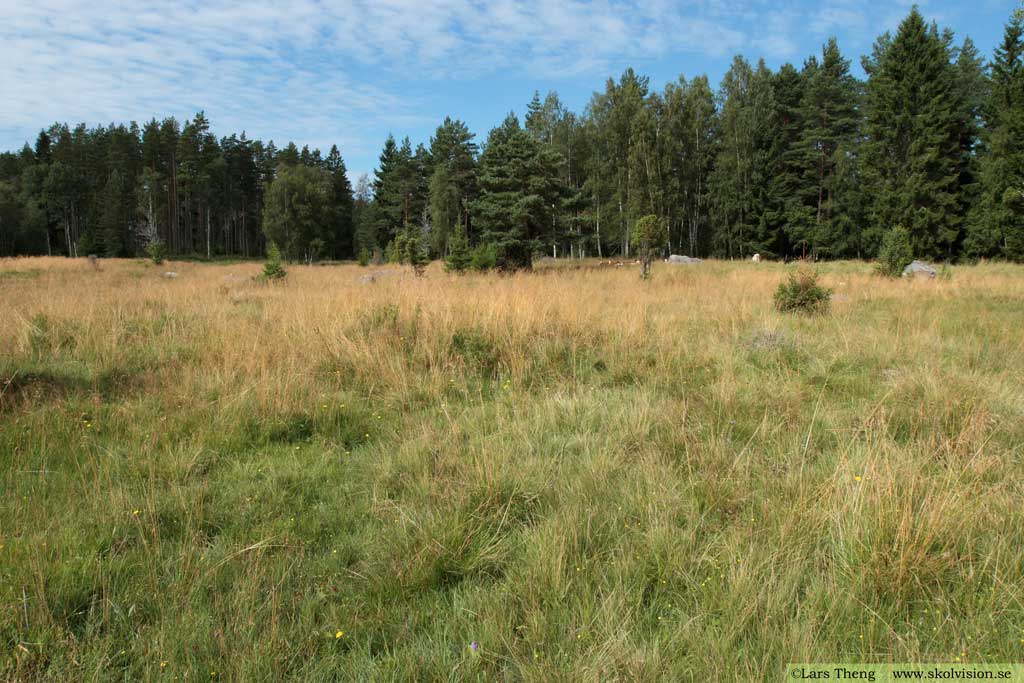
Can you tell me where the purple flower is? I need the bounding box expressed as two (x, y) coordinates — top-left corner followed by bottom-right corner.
(469, 641), (479, 652)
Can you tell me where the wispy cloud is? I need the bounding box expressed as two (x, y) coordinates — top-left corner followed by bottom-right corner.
(0, 0), (1002, 172)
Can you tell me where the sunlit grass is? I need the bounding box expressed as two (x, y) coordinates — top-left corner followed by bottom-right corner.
(2, 256), (1023, 681)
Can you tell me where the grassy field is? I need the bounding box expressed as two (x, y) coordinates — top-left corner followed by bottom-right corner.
(2, 256), (1023, 681)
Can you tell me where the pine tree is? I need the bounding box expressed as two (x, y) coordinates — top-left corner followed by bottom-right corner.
(428, 118), (478, 256)
(471, 114), (568, 270)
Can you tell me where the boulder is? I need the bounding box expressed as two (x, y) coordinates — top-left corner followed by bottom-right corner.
(752, 253), (761, 263)
(162, 271), (179, 278)
(358, 269), (397, 284)
(902, 260), (936, 279)
(667, 254), (702, 265)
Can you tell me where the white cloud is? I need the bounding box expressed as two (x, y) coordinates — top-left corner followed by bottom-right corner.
(0, 0), (978, 160)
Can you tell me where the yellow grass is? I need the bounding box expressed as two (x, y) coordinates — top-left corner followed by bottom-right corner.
(2, 256), (1023, 681)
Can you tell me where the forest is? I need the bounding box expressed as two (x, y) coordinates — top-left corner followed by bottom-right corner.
(1, 6), (1022, 267)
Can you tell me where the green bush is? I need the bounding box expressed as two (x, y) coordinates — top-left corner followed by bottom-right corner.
(307, 238), (325, 263)
(404, 231), (427, 276)
(146, 239), (167, 265)
(630, 214), (668, 279)
(357, 247), (370, 267)
(261, 242), (287, 281)
(469, 243), (497, 271)
(77, 231), (96, 257)
(876, 226), (913, 278)
(385, 235), (408, 264)
(445, 225), (472, 273)
(773, 267), (832, 315)
(451, 329), (498, 374)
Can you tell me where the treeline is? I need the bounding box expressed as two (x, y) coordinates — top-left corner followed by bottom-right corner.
(0, 113), (353, 260)
(1, 7), (1022, 266)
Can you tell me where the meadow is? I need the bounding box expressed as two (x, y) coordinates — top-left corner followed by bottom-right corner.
(1, 257), (1023, 681)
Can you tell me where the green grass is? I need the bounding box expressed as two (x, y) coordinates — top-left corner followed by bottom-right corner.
(1, 258), (1023, 681)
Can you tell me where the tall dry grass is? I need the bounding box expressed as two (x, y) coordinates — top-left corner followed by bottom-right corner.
(1, 256), (1022, 681)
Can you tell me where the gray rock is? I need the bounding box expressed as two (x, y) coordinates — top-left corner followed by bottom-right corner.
(902, 260), (937, 279)
(667, 254), (702, 265)
(162, 271), (179, 278)
(358, 269), (397, 284)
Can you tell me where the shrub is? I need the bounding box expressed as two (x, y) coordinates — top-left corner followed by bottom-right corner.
(876, 226), (913, 278)
(445, 224), (472, 273)
(307, 238), (325, 264)
(261, 242), (287, 281)
(146, 238), (167, 265)
(451, 329), (498, 374)
(77, 231), (96, 257)
(357, 247), (370, 267)
(630, 214), (668, 280)
(773, 267), (831, 315)
(386, 235), (408, 264)
(469, 243), (497, 271)
(404, 231), (427, 276)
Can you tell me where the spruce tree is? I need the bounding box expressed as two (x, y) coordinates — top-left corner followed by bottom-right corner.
(952, 36), (987, 241)
(445, 221), (472, 272)
(324, 145), (354, 259)
(760, 62), (808, 258)
(862, 8), (963, 258)
(966, 8), (1024, 259)
(799, 38), (861, 257)
(372, 135), (407, 244)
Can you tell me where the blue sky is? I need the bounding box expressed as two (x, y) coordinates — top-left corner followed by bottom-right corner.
(1, 0), (1016, 181)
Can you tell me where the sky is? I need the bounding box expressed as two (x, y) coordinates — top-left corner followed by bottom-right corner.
(1, 0), (1016, 180)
